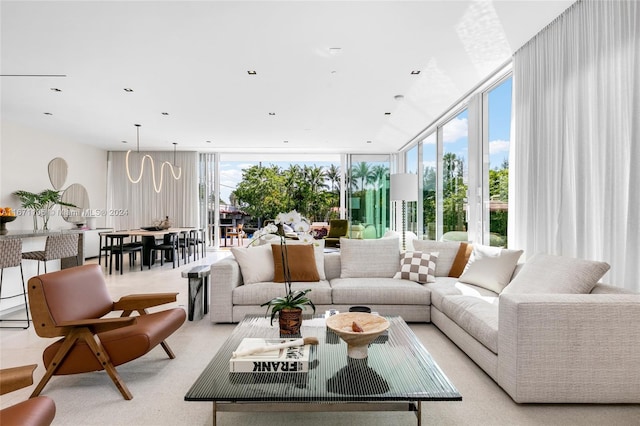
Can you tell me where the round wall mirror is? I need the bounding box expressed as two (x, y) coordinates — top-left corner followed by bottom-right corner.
(61, 183), (90, 225)
(48, 157), (68, 190)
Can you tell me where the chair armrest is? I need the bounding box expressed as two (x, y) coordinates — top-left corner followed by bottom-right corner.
(57, 317), (137, 333)
(0, 364), (37, 395)
(211, 257), (242, 323)
(113, 293), (178, 311)
(497, 293), (640, 403)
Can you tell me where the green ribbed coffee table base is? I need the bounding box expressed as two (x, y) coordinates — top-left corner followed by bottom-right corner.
(185, 315), (461, 425)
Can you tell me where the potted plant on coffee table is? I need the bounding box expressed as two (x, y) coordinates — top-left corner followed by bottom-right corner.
(256, 210), (316, 335)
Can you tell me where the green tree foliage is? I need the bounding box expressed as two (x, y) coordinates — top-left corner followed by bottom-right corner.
(233, 164), (339, 223)
(442, 153), (467, 233)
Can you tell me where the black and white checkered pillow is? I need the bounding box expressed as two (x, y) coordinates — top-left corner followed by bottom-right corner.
(394, 251), (438, 284)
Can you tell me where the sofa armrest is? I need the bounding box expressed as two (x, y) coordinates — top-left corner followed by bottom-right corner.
(210, 257), (243, 323)
(497, 293), (640, 403)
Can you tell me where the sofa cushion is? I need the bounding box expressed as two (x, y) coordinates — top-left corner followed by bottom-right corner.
(458, 245), (523, 293)
(440, 295), (499, 354)
(274, 240), (326, 280)
(393, 251), (437, 284)
(230, 244), (274, 284)
(233, 280), (332, 305)
(502, 253), (610, 295)
(412, 240), (461, 277)
(331, 277), (430, 305)
(339, 237), (399, 278)
(448, 242), (473, 278)
(428, 278), (499, 311)
(271, 244), (320, 282)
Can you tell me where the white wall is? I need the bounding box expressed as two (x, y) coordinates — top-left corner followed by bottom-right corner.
(1, 120), (108, 230)
(0, 120), (108, 313)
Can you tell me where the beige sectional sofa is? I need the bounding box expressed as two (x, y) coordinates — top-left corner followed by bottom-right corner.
(210, 237), (640, 404)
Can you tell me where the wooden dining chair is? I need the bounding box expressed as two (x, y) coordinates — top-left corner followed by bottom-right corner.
(27, 264), (186, 400)
(227, 224), (245, 246)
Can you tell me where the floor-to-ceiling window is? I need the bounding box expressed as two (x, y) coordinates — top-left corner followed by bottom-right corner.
(347, 154), (390, 239)
(485, 76), (512, 247)
(442, 109), (469, 239)
(400, 70), (512, 246)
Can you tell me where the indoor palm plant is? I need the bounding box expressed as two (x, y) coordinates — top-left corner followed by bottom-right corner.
(13, 189), (76, 230)
(255, 210), (316, 334)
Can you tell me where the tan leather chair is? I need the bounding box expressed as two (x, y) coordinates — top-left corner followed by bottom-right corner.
(27, 264), (186, 400)
(0, 364), (55, 426)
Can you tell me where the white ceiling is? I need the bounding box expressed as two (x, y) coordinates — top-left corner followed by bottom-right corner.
(1, 0), (574, 154)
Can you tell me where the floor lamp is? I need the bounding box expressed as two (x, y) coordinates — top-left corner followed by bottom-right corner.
(390, 173), (418, 251)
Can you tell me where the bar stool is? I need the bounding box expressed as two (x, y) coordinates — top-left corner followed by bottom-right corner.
(0, 239), (30, 329)
(21, 234), (79, 274)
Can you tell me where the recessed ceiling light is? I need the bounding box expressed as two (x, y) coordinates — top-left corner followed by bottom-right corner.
(124, 88), (134, 92)
(162, 112), (169, 116)
(206, 140), (212, 144)
(384, 112), (391, 116)
(121, 140), (128, 144)
(247, 70), (257, 75)
(268, 112), (276, 116)
(283, 141), (289, 144)
(50, 88), (61, 92)
(394, 94), (404, 101)
(44, 112), (53, 115)
(411, 70), (421, 75)
(366, 140), (372, 144)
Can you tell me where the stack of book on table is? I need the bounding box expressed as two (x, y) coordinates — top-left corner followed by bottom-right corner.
(229, 338), (311, 373)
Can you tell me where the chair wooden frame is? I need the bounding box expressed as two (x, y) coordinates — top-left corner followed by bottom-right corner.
(28, 265), (184, 400)
(0, 364), (55, 426)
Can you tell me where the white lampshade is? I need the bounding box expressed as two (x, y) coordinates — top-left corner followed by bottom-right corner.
(390, 173), (418, 201)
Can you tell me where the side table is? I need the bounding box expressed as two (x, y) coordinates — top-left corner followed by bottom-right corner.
(181, 265), (210, 320)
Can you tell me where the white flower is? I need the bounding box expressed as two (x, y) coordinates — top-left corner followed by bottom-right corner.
(293, 220), (310, 233)
(264, 223), (278, 234)
(298, 233), (314, 244)
(282, 210), (301, 225)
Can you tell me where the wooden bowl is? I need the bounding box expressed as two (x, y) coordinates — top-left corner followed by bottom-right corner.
(325, 312), (389, 359)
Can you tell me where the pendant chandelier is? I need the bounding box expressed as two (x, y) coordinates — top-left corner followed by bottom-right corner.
(125, 124), (182, 193)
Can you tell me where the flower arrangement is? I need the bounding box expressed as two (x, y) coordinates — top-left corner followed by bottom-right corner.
(253, 210), (316, 329)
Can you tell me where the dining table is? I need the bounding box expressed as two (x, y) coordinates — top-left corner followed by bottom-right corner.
(103, 227), (195, 268)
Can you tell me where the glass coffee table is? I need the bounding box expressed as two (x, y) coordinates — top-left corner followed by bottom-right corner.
(185, 315), (461, 425)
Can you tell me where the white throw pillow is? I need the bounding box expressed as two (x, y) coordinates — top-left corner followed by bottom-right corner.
(272, 239), (326, 280)
(230, 244), (274, 284)
(340, 237), (400, 278)
(393, 251), (438, 284)
(458, 245), (523, 293)
(412, 240), (461, 277)
(502, 253), (610, 294)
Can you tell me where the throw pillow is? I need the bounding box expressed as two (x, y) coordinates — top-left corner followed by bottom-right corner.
(393, 251), (438, 284)
(271, 244), (320, 282)
(458, 245), (523, 293)
(231, 244), (274, 284)
(274, 239), (326, 280)
(502, 253), (610, 295)
(448, 242), (473, 278)
(412, 240), (461, 277)
(340, 237), (400, 278)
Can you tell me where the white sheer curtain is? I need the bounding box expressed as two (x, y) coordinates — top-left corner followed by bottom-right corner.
(106, 151), (199, 230)
(510, 0), (640, 291)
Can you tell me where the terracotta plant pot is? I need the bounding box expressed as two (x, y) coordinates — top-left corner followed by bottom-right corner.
(278, 308), (303, 336)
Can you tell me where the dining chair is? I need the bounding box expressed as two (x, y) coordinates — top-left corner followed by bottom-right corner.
(0, 239), (30, 329)
(149, 232), (180, 269)
(21, 234), (79, 274)
(227, 224), (245, 246)
(178, 231), (192, 264)
(107, 233), (143, 275)
(27, 264), (186, 400)
(0, 364), (56, 426)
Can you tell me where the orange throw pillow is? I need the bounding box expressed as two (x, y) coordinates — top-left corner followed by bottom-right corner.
(448, 242), (473, 278)
(271, 244), (320, 282)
